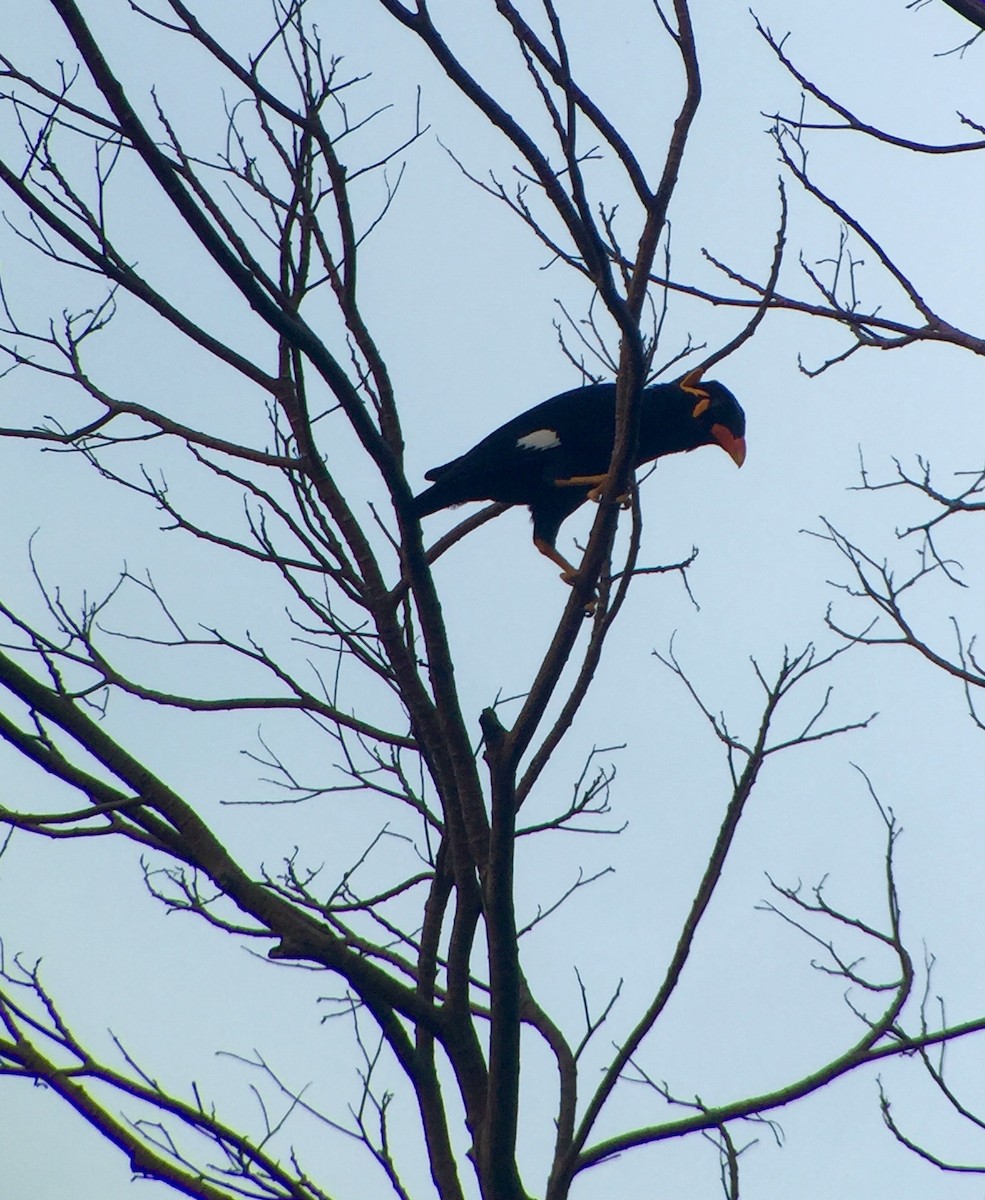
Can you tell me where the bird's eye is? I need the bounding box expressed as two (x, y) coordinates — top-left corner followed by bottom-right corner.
(691, 392), (711, 418)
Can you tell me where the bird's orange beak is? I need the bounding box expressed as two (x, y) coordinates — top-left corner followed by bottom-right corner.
(711, 423), (746, 467)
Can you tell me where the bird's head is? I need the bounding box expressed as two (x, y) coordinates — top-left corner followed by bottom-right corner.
(678, 369), (746, 467)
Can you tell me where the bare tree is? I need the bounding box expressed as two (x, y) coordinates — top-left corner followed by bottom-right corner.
(1, 3), (985, 1199)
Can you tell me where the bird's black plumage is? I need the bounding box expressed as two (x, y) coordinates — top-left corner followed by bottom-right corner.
(413, 375), (746, 579)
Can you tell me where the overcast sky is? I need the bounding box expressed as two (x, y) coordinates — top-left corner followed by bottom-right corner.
(2, 3), (985, 1198)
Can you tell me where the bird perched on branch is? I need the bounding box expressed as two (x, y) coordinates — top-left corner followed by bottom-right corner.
(413, 369), (746, 581)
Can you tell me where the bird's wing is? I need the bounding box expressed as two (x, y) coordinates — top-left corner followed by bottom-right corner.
(415, 385), (620, 513)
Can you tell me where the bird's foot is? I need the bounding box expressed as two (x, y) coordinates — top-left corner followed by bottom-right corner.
(586, 480), (631, 509)
(554, 472), (631, 509)
(559, 569), (598, 616)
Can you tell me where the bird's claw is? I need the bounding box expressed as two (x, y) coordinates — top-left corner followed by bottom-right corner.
(587, 482), (631, 509)
(560, 569), (598, 616)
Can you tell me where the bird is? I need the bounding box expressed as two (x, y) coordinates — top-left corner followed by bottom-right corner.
(412, 369), (746, 581)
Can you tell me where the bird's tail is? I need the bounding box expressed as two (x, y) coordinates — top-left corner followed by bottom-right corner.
(412, 463), (459, 518)
(411, 480), (453, 519)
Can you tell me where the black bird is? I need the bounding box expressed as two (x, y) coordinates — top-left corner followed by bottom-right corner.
(413, 370), (746, 580)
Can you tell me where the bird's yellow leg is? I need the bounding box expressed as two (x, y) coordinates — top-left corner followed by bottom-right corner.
(533, 537), (598, 616)
(554, 473), (607, 490)
(533, 536), (580, 582)
(554, 473), (631, 508)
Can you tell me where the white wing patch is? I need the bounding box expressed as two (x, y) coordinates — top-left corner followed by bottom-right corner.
(517, 428), (561, 451)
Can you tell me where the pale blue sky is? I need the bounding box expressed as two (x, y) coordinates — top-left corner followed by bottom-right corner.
(2, 3), (985, 1198)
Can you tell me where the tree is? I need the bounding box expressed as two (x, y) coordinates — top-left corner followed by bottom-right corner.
(2, 2), (985, 1198)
